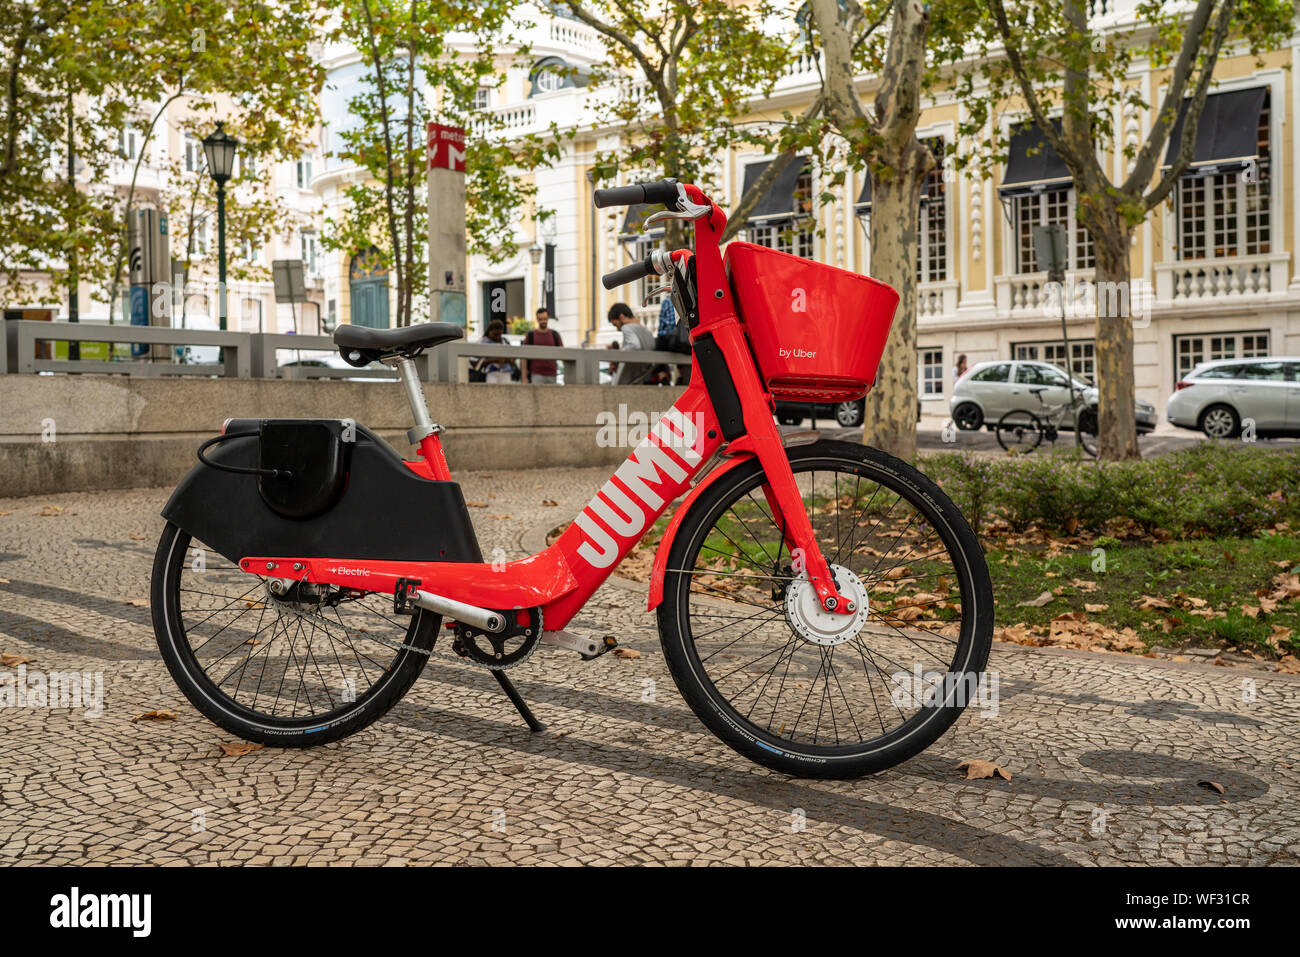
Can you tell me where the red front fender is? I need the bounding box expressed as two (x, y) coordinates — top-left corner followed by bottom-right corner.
(648, 451), (758, 610)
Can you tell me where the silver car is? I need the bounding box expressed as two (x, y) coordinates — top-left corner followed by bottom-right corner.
(1166, 356), (1300, 438)
(950, 359), (1157, 433)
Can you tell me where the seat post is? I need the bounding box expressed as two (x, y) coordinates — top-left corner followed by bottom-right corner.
(389, 355), (439, 446)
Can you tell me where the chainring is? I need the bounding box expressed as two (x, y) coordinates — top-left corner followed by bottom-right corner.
(452, 607), (543, 671)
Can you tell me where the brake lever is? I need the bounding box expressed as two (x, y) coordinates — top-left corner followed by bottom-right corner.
(643, 284), (672, 306)
(642, 184), (712, 230)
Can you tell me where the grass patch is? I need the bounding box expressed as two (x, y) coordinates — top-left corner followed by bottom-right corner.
(989, 530), (1300, 658)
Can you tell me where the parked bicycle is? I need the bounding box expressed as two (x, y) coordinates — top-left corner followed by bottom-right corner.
(151, 178), (993, 779)
(996, 385), (1099, 457)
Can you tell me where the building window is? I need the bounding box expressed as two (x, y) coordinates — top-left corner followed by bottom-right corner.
(300, 231), (319, 275)
(1014, 187), (1094, 273)
(296, 156), (314, 189)
(472, 87), (492, 111)
(1173, 331), (1270, 385)
(919, 139), (947, 282)
(242, 238), (261, 264)
(1013, 339), (1095, 382)
(920, 348), (944, 397)
(193, 221), (209, 257)
(184, 133), (204, 173)
(1177, 107), (1271, 259)
(118, 126), (141, 162)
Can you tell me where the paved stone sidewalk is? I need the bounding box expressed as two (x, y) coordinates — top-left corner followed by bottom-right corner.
(1, 468), (1298, 866)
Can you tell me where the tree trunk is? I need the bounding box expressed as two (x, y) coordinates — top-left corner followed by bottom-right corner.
(1086, 204), (1139, 460)
(862, 141), (929, 461)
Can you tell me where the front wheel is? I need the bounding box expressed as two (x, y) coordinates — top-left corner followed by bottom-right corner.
(1075, 408), (1099, 457)
(657, 441), (993, 779)
(996, 409), (1043, 454)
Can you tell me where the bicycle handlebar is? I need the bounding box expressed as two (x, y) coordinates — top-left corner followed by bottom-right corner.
(593, 178), (680, 209)
(601, 255), (656, 290)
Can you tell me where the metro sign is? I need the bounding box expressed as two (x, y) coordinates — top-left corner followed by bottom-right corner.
(427, 123), (466, 173)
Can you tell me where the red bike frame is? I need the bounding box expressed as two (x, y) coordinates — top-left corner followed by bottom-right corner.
(242, 183), (853, 630)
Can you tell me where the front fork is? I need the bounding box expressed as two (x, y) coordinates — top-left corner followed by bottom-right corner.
(707, 318), (854, 616)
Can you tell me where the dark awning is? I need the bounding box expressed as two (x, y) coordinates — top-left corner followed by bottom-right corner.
(1163, 86), (1268, 175)
(619, 202), (664, 238)
(742, 156), (809, 221)
(999, 120), (1071, 196)
(854, 172), (935, 215)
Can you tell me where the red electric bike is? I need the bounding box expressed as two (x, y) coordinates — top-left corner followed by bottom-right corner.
(151, 179), (992, 778)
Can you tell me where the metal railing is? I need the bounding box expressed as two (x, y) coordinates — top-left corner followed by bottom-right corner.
(2, 320), (691, 384)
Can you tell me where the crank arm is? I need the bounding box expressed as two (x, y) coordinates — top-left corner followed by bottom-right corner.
(542, 630), (617, 660)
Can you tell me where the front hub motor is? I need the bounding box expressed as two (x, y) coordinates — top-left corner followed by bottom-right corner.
(784, 564), (869, 647)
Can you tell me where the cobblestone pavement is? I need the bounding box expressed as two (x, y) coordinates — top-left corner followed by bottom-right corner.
(1, 467), (1298, 866)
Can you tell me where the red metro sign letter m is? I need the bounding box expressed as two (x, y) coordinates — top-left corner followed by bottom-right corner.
(427, 123), (466, 172)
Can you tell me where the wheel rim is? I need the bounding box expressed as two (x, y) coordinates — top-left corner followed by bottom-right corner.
(998, 412), (1041, 453)
(1204, 408), (1234, 437)
(670, 458), (981, 755)
(161, 532), (431, 727)
(835, 402), (859, 426)
(954, 406), (979, 429)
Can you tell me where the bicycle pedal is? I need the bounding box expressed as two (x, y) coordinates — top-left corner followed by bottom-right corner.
(541, 629), (615, 660)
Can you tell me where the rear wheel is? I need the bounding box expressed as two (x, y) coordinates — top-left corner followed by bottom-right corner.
(1200, 404), (1239, 439)
(952, 402), (983, 431)
(151, 523), (437, 746)
(996, 409), (1043, 454)
(834, 400), (865, 428)
(657, 441), (993, 779)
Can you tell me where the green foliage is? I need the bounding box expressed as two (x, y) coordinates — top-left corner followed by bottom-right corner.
(325, 0), (562, 326)
(0, 0), (326, 304)
(563, 0), (805, 247)
(924, 445), (1300, 538)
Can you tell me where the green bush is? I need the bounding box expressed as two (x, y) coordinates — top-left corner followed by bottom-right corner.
(921, 444), (1300, 539)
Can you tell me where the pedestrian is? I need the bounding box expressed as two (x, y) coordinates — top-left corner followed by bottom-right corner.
(952, 353), (968, 385)
(607, 302), (655, 385)
(522, 307), (563, 384)
(655, 297), (691, 385)
(475, 319), (517, 384)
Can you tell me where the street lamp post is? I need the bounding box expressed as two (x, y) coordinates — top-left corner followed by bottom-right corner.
(202, 122), (239, 331)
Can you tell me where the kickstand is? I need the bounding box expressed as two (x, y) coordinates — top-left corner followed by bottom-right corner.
(492, 670), (545, 733)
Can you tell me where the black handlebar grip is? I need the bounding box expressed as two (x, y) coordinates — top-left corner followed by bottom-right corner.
(593, 178), (680, 209)
(640, 179), (680, 206)
(602, 256), (655, 290)
(593, 184), (648, 208)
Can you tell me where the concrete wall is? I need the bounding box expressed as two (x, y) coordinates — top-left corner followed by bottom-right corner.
(0, 376), (684, 497)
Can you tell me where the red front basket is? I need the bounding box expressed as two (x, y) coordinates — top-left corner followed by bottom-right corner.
(725, 242), (899, 403)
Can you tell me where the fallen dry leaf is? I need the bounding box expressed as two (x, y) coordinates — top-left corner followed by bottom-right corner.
(1138, 595), (1173, 610)
(612, 648), (641, 660)
(1084, 603), (1110, 613)
(1277, 655), (1300, 675)
(1071, 578), (1099, 592)
(540, 499), (559, 507)
(1, 653), (34, 666)
(125, 599), (149, 608)
(1018, 590), (1054, 608)
(218, 741), (264, 757)
(1197, 780), (1225, 795)
(131, 710), (177, 723)
(955, 759), (1012, 781)
(129, 533), (145, 541)
(465, 500), (488, 508)
(1242, 605), (1261, 620)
